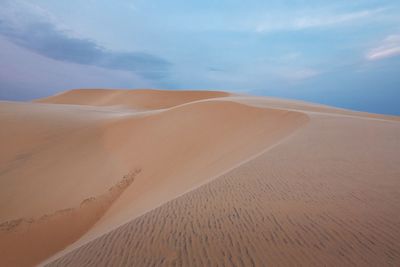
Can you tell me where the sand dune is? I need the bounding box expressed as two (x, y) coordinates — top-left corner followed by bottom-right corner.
(36, 88), (230, 110)
(0, 89), (399, 266)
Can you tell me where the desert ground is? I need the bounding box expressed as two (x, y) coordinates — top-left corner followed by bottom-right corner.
(0, 89), (400, 266)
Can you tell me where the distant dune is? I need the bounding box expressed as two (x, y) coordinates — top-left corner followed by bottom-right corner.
(35, 89), (230, 110)
(0, 89), (399, 266)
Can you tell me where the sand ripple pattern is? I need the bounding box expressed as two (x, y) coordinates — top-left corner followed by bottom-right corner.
(47, 115), (400, 266)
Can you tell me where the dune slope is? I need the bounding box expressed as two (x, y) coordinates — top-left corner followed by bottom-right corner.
(46, 106), (400, 267)
(0, 89), (308, 267)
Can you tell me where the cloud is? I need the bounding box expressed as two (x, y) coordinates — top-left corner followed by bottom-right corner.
(207, 67), (225, 72)
(256, 8), (385, 33)
(0, 36), (154, 101)
(0, 1), (171, 80)
(366, 35), (400, 61)
(282, 68), (320, 80)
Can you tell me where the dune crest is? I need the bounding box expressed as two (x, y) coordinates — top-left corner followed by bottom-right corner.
(36, 88), (231, 110)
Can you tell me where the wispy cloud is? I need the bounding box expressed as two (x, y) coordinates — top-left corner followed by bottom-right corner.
(280, 68), (320, 81)
(366, 35), (400, 61)
(256, 8), (385, 33)
(0, 0), (171, 80)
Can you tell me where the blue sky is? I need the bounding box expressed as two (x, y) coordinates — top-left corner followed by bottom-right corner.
(0, 0), (399, 114)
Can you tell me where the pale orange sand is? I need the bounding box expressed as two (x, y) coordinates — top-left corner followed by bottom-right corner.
(0, 89), (399, 266)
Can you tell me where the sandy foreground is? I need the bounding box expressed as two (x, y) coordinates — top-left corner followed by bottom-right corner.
(0, 89), (399, 266)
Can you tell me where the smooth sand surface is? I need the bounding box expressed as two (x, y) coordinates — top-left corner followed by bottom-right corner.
(0, 89), (399, 266)
(36, 88), (230, 110)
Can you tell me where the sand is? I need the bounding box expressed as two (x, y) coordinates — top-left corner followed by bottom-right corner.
(0, 89), (399, 266)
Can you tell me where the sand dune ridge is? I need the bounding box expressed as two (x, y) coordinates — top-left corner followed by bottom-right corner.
(0, 89), (399, 267)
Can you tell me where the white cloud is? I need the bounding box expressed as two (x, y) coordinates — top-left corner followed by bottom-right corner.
(256, 8), (385, 33)
(366, 35), (400, 61)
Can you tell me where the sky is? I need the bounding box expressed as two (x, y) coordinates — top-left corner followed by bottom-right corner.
(0, 0), (399, 115)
